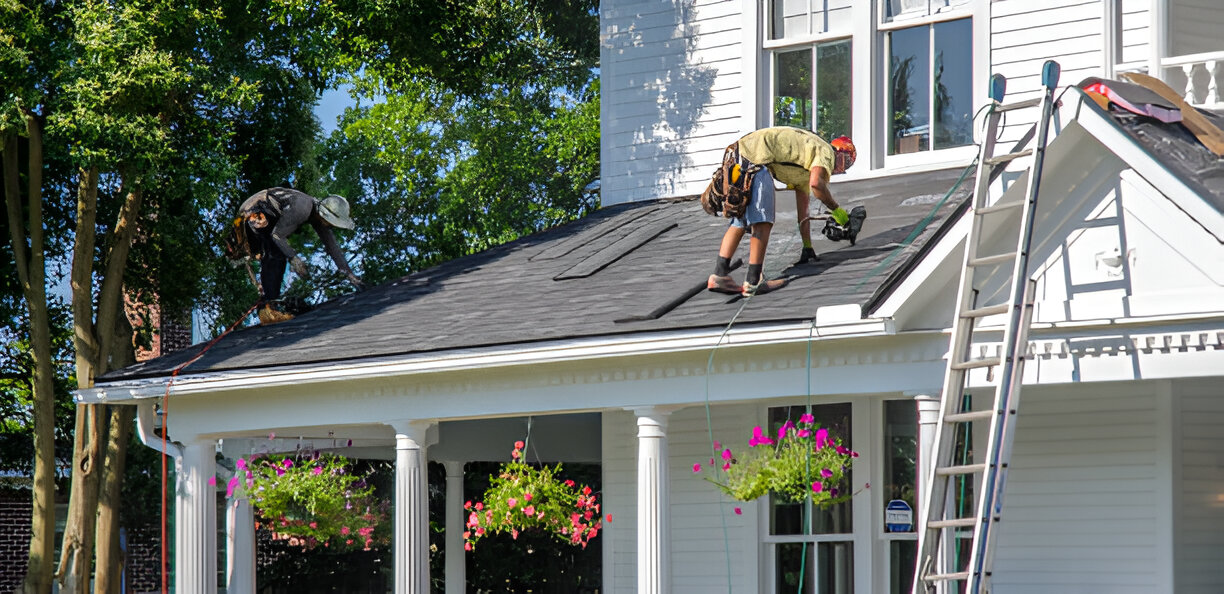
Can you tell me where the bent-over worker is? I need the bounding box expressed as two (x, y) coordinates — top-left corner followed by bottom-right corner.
(227, 187), (364, 324)
(701, 126), (858, 296)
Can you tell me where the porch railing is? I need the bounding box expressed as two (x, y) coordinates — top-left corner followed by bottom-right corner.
(1116, 50), (1224, 111)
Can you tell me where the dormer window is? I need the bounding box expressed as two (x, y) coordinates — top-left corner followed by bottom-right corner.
(772, 40), (853, 140)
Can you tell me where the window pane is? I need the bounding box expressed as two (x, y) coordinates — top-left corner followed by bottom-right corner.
(776, 543), (816, 594)
(816, 541), (854, 594)
(889, 26), (930, 155)
(933, 19), (973, 149)
(769, 403), (853, 535)
(883, 400), (917, 532)
(889, 540), (917, 594)
(771, 0), (810, 40)
(815, 40), (852, 140)
(775, 49), (813, 129)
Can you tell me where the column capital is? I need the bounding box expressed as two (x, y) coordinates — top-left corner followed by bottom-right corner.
(442, 460), (464, 477)
(389, 419), (434, 444)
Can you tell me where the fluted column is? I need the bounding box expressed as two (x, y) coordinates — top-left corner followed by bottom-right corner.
(634, 407), (671, 594)
(175, 439), (217, 594)
(226, 496), (256, 594)
(913, 393), (941, 533)
(444, 461), (465, 594)
(392, 421), (433, 594)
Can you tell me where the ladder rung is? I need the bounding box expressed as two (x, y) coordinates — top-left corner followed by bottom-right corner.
(963, 303), (1009, 318)
(946, 410), (995, 423)
(968, 252), (1017, 267)
(995, 97), (1042, 113)
(976, 200), (1024, 215)
(985, 148), (1033, 165)
(936, 463), (987, 477)
(951, 357), (1001, 370)
(924, 571), (971, 582)
(929, 517), (978, 529)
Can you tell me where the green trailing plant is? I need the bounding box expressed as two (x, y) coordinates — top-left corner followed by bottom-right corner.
(696, 414), (859, 505)
(229, 452), (389, 550)
(464, 441), (604, 550)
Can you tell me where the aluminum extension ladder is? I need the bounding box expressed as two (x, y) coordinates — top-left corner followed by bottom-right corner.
(913, 59), (1061, 594)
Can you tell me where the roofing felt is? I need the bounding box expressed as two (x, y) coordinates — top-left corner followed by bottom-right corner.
(1108, 104), (1224, 214)
(101, 166), (975, 382)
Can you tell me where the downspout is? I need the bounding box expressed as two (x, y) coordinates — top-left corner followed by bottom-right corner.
(136, 401), (182, 458)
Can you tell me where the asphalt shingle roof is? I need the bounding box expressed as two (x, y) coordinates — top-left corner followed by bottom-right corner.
(100, 166), (975, 382)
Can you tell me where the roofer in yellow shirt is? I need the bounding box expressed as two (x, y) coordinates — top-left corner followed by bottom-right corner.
(701, 126), (863, 296)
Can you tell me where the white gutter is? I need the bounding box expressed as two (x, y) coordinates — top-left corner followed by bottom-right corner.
(76, 312), (895, 403)
(136, 401), (182, 457)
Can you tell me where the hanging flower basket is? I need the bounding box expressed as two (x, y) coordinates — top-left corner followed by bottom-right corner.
(695, 414), (859, 505)
(464, 441), (605, 551)
(229, 452), (390, 550)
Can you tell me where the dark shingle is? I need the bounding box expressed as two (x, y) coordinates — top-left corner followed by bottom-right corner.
(99, 166), (974, 382)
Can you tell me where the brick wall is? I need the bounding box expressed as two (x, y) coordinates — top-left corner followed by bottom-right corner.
(0, 493), (33, 593)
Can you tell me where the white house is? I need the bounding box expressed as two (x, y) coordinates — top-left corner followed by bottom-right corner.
(79, 1), (1224, 593)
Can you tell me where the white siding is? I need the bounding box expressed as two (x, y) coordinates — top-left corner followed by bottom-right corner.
(601, 0), (749, 205)
(1176, 379), (1224, 594)
(602, 405), (761, 593)
(990, 0), (1108, 145)
(992, 384), (1161, 593)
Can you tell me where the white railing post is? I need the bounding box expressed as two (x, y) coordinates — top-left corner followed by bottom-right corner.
(1183, 63), (1197, 104)
(1206, 60), (1220, 106)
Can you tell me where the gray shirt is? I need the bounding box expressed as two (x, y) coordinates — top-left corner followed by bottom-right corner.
(239, 188), (355, 276)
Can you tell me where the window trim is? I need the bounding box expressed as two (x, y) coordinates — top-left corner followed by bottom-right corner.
(878, 1), (972, 28)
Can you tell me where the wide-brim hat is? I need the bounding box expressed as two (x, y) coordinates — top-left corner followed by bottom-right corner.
(318, 195), (355, 229)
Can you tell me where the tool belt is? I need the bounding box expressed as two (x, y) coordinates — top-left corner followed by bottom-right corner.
(701, 142), (763, 219)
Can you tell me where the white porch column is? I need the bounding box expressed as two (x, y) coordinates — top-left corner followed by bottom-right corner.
(913, 393), (941, 533)
(634, 407), (671, 594)
(443, 461), (466, 594)
(392, 420), (433, 594)
(226, 496), (256, 594)
(175, 438), (217, 594)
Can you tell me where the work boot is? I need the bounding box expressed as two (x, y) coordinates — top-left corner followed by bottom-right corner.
(742, 277), (787, 296)
(258, 303), (295, 325)
(796, 247), (819, 264)
(707, 274), (740, 294)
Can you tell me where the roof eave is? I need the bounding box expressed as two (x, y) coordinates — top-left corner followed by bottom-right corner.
(76, 313), (896, 404)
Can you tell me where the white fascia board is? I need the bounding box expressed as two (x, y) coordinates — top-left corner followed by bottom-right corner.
(1065, 88), (1224, 240)
(871, 213), (969, 319)
(77, 315), (895, 403)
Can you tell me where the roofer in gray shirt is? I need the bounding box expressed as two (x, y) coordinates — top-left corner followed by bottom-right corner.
(226, 187), (364, 324)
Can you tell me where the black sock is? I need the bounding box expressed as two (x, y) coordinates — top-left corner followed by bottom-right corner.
(714, 256), (732, 276)
(746, 264), (762, 285)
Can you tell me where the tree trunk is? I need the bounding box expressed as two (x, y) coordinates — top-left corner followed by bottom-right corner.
(95, 405), (134, 594)
(94, 314), (137, 594)
(57, 166), (104, 594)
(5, 119), (58, 594)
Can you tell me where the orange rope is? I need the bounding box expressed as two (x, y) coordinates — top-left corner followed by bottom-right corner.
(161, 302), (259, 594)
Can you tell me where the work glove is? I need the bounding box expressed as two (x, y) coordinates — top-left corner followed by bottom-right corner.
(796, 247), (819, 264)
(830, 207), (850, 226)
(290, 256), (310, 278)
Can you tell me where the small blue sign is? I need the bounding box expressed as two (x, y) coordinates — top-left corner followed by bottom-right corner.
(885, 499), (913, 532)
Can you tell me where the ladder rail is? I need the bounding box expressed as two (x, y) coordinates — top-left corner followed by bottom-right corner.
(967, 64), (1061, 593)
(913, 61), (1061, 594)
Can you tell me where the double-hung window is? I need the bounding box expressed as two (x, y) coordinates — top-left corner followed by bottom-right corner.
(765, 1), (854, 141)
(883, 12), (974, 157)
(764, 403), (854, 594)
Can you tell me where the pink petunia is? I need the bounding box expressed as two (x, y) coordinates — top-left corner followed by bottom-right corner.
(821, 468), (833, 478)
(798, 429), (810, 438)
(836, 445), (849, 455)
(815, 428), (829, 449)
(207, 476), (217, 486)
(722, 462), (731, 471)
(713, 440), (721, 450)
(227, 476), (240, 497)
(582, 486), (591, 496)
(342, 526), (351, 535)
(800, 413), (815, 424)
(777, 420), (795, 441)
(523, 505), (536, 516)
(734, 507), (742, 515)
(313, 466), (323, 475)
(236, 458), (246, 471)
(464, 501), (472, 510)
(514, 440), (525, 449)
(283, 459), (294, 469)
(475, 502), (483, 511)
(692, 463), (702, 473)
(721, 448), (732, 461)
(749, 426), (774, 447)
(524, 493), (533, 502)
(812, 481), (824, 493)
(507, 498), (517, 509)
(851, 451), (860, 458)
